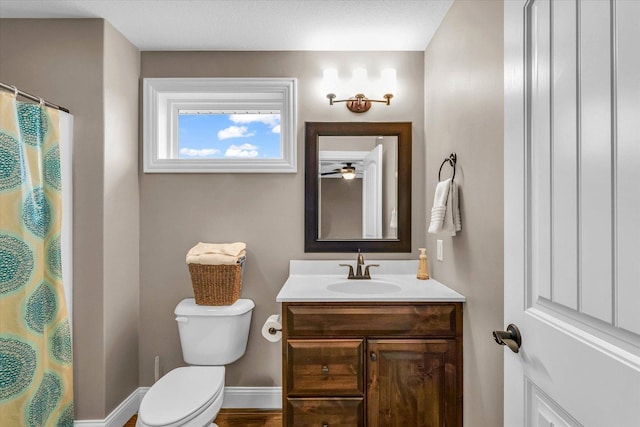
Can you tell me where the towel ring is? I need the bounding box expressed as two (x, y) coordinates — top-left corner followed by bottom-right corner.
(438, 153), (457, 182)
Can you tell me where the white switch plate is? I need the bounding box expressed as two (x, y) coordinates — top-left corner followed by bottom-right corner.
(437, 240), (444, 261)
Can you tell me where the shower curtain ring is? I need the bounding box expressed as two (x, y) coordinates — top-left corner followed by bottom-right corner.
(38, 97), (44, 107)
(9, 85), (18, 98)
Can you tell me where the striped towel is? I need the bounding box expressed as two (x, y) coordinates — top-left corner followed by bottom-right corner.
(428, 179), (451, 234)
(428, 179), (462, 236)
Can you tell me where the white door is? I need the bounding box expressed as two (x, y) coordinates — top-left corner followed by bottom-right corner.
(362, 145), (383, 239)
(504, 1), (640, 426)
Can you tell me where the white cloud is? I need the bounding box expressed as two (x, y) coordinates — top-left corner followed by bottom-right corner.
(225, 143), (259, 158)
(218, 125), (255, 140)
(271, 124), (281, 134)
(179, 147), (220, 157)
(229, 114), (280, 129)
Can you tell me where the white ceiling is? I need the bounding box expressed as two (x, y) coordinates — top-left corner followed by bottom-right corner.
(0, 0), (452, 51)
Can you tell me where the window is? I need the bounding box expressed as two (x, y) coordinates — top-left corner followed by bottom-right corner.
(143, 78), (297, 173)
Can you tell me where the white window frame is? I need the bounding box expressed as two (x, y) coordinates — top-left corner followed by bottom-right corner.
(143, 77), (297, 173)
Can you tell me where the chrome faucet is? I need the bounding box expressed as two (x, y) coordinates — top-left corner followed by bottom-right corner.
(339, 250), (379, 279)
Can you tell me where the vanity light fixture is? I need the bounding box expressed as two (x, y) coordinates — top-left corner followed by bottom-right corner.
(324, 68), (396, 113)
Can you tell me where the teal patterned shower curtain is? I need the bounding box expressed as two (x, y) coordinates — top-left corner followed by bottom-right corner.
(0, 91), (73, 426)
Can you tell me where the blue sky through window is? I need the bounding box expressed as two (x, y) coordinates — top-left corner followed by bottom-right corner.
(178, 112), (282, 159)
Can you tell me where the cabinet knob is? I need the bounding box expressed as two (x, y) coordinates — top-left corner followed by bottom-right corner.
(370, 352), (377, 361)
(322, 423), (329, 427)
(321, 365), (329, 375)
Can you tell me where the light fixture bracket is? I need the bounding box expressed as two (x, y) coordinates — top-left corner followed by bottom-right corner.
(327, 93), (393, 113)
(346, 94), (372, 113)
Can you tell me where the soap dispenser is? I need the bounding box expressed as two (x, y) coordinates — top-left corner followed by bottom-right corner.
(417, 248), (430, 280)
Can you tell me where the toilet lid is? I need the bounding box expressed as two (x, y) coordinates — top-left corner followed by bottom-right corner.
(139, 366), (224, 427)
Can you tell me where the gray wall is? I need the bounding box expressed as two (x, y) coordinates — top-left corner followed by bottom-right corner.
(0, 19), (140, 419)
(320, 178), (363, 239)
(424, 1), (504, 426)
(103, 21), (141, 413)
(139, 51), (426, 387)
(1, 9), (505, 421)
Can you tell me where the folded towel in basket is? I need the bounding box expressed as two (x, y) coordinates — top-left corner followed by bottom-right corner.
(186, 242), (246, 265)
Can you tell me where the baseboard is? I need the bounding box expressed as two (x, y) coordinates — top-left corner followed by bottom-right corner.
(73, 386), (282, 426)
(74, 388), (144, 427)
(221, 387), (282, 409)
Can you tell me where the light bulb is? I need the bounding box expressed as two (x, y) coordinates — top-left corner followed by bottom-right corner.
(341, 164), (357, 180)
(342, 171), (356, 180)
(381, 68), (397, 95)
(323, 69), (338, 90)
(351, 68), (369, 95)
(323, 68), (339, 100)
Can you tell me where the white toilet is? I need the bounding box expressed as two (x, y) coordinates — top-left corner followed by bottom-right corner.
(136, 298), (255, 427)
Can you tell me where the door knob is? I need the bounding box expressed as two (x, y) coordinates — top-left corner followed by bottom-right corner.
(493, 324), (522, 353)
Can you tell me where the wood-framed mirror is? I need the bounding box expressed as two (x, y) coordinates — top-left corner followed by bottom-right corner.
(305, 122), (411, 252)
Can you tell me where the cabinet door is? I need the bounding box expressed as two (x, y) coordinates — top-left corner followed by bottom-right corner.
(367, 339), (459, 427)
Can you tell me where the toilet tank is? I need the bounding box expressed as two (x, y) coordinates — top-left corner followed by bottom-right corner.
(174, 298), (254, 365)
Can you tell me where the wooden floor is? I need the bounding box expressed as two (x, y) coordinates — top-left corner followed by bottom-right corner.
(125, 409), (282, 427)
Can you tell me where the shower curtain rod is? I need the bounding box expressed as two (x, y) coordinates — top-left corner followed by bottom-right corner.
(0, 82), (70, 113)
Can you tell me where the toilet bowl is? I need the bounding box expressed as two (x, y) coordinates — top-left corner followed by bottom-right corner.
(136, 298), (254, 427)
(136, 367), (224, 427)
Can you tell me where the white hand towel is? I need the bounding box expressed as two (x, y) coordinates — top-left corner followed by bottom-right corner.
(428, 179), (451, 234)
(428, 179), (461, 236)
(442, 180), (462, 236)
(452, 181), (462, 233)
(443, 181), (455, 235)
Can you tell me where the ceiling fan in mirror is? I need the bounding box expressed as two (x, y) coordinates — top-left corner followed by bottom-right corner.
(320, 162), (359, 180)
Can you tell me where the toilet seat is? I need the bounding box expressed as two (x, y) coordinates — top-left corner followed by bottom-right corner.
(138, 366), (225, 427)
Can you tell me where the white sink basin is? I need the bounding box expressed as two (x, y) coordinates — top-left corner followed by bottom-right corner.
(276, 260), (466, 302)
(326, 279), (402, 294)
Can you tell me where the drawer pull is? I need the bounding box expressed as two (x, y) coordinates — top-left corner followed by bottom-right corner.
(370, 352), (377, 361)
(322, 423), (329, 427)
(321, 365), (329, 375)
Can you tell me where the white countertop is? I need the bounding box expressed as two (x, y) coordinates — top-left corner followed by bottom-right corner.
(276, 260), (466, 303)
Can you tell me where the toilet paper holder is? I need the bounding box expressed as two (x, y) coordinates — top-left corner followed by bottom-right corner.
(268, 326), (282, 335)
(262, 314), (283, 343)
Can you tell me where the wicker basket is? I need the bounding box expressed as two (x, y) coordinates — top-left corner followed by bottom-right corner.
(188, 258), (244, 305)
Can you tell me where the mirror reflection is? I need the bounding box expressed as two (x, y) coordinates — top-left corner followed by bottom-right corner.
(305, 122), (411, 253)
(318, 136), (398, 240)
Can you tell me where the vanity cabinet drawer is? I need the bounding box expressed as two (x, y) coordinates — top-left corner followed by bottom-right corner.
(286, 398), (364, 427)
(286, 303), (459, 337)
(287, 339), (363, 396)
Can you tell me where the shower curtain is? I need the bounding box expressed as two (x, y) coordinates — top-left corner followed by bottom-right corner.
(0, 91), (73, 426)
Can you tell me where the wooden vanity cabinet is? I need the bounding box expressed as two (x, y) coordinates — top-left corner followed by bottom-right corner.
(282, 302), (463, 427)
